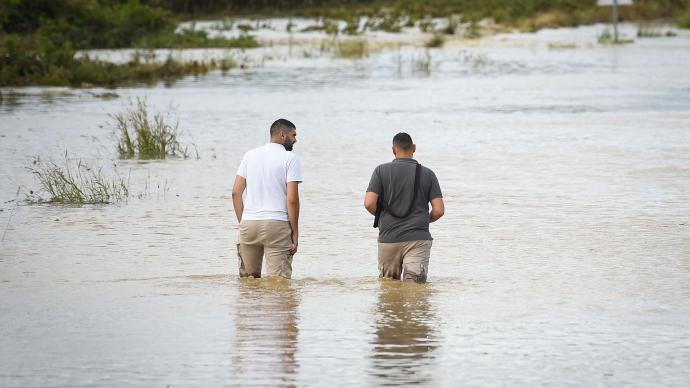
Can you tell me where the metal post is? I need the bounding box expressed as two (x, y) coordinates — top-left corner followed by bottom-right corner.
(612, 0), (619, 43)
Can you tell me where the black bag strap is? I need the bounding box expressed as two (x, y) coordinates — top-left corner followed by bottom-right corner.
(373, 162), (421, 228)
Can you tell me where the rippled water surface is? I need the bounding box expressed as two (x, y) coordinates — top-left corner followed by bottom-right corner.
(2, 25), (690, 386)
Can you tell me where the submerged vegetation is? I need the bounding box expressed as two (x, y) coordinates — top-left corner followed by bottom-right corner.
(114, 98), (194, 160)
(0, 0), (254, 87)
(2, 0), (690, 87)
(335, 39), (369, 58)
(27, 157), (129, 205)
(678, 9), (690, 28)
(149, 0), (690, 28)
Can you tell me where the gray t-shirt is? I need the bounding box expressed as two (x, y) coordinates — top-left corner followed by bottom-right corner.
(367, 158), (443, 243)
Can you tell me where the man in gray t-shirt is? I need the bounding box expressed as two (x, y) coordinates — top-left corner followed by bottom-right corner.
(364, 132), (445, 283)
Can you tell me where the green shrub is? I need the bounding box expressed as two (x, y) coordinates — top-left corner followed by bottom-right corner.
(678, 9), (690, 28)
(28, 157), (128, 204)
(135, 29), (258, 49)
(335, 39), (368, 58)
(114, 98), (192, 159)
(425, 33), (445, 48)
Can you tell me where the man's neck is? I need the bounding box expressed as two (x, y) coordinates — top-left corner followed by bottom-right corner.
(395, 154), (414, 159)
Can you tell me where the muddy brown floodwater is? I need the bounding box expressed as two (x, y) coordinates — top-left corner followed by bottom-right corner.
(1, 24), (690, 386)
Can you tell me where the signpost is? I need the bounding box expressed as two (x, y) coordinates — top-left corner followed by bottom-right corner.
(597, 0), (634, 42)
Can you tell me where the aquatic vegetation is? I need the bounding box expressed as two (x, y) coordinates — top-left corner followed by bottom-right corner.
(343, 17), (362, 35)
(211, 18), (235, 31)
(677, 9), (690, 29)
(463, 20), (481, 39)
(412, 50), (433, 75)
(425, 34), (445, 48)
(522, 10), (574, 32)
(0, 1), (255, 87)
(334, 39), (368, 58)
(442, 16), (460, 35)
(27, 157), (128, 205)
(598, 28), (614, 44)
(237, 23), (254, 32)
(418, 18), (436, 33)
(459, 50), (492, 68)
(90, 91), (120, 100)
(637, 23), (677, 37)
(0, 33), (241, 87)
(302, 19), (340, 35)
(548, 42), (577, 50)
(597, 28), (634, 44)
(114, 98), (192, 160)
(135, 29), (258, 49)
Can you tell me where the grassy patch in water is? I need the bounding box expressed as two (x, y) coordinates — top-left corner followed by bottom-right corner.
(412, 50), (432, 75)
(597, 28), (634, 44)
(27, 157), (128, 205)
(114, 98), (194, 160)
(637, 23), (677, 37)
(0, 1), (254, 87)
(334, 39), (368, 58)
(135, 29), (258, 49)
(677, 9), (690, 28)
(425, 34), (445, 48)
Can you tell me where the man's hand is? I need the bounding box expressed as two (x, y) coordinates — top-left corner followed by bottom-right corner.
(290, 233), (298, 255)
(232, 175), (246, 223)
(429, 197), (445, 223)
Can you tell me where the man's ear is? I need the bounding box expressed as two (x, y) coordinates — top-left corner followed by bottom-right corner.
(411, 144), (417, 154)
(392, 146), (397, 156)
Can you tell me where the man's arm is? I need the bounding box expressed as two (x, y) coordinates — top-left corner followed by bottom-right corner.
(364, 191), (378, 215)
(429, 197), (444, 223)
(231, 175), (246, 223)
(287, 181), (300, 255)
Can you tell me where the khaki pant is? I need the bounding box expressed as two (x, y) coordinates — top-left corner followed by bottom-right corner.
(237, 220), (293, 278)
(378, 240), (432, 283)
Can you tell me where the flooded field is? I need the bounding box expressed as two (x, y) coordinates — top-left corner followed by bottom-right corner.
(1, 23), (690, 386)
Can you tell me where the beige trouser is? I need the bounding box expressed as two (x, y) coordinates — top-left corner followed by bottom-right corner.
(237, 220), (293, 278)
(378, 240), (432, 283)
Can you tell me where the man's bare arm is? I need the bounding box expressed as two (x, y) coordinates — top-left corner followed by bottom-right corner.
(231, 176), (246, 223)
(287, 181), (300, 255)
(364, 191), (378, 215)
(430, 197), (445, 223)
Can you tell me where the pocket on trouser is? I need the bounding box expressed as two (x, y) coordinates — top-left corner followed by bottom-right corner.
(402, 241), (431, 283)
(263, 222), (293, 278)
(403, 262), (427, 283)
(237, 243), (246, 276)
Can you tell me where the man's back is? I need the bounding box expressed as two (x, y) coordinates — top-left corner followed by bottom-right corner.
(232, 119), (301, 279)
(367, 158), (442, 243)
(364, 132), (444, 284)
(238, 143), (301, 221)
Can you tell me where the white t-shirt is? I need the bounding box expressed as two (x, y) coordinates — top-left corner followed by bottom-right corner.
(237, 143), (302, 221)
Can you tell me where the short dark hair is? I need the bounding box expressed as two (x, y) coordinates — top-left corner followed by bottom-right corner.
(392, 132), (413, 151)
(270, 119), (296, 137)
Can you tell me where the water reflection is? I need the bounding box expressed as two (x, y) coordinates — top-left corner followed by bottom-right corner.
(369, 280), (439, 386)
(232, 278), (299, 387)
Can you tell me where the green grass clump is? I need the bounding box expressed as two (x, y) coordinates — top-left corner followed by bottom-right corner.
(135, 29), (258, 49)
(335, 39), (368, 58)
(678, 9), (690, 28)
(413, 50), (432, 75)
(28, 157), (128, 204)
(0, 33), (242, 87)
(597, 28), (634, 44)
(114, 98), (191, 159)
(425, 34), (445, 48)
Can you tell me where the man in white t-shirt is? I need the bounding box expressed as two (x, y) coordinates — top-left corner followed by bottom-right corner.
(231, 119), (302, 278)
